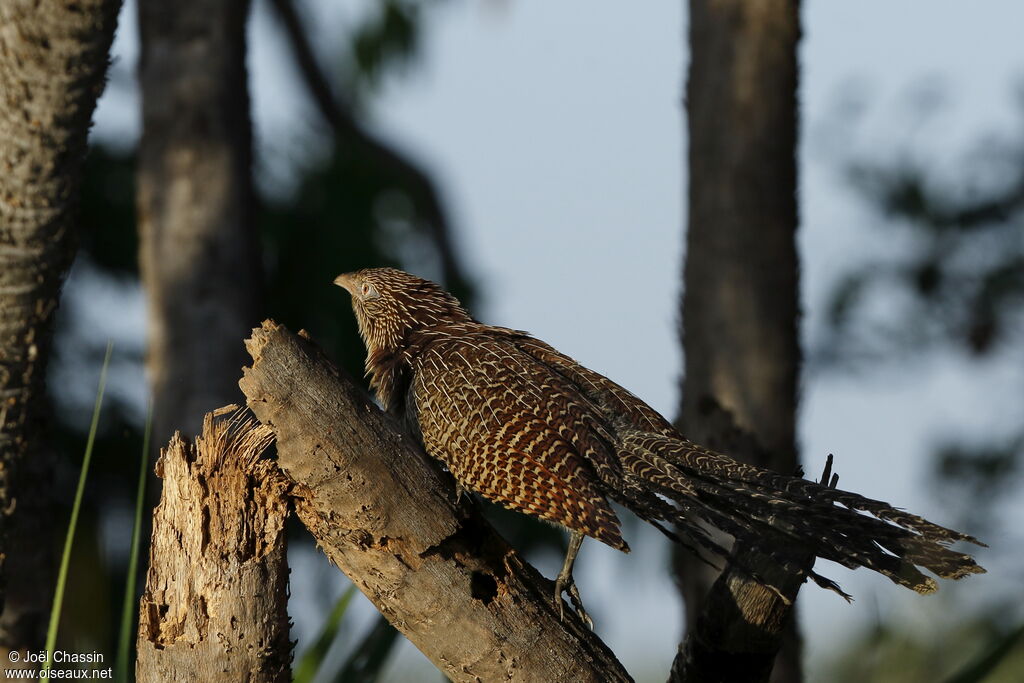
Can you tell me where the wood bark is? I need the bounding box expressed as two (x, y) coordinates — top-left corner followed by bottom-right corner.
(239, 320), (631, 683)
(137, 0), (263, 446)
(135, 405), (291, 683)
(0, 0), (121, 658)
(673, 1), (803, 682)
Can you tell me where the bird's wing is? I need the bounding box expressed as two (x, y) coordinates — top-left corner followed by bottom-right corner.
(410, 333), (628, 551)
(499, 329), (678, 436)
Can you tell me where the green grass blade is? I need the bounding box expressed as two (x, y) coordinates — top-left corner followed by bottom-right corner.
(43, 341), (113, 682)
(332, 614), (400, 683)
(115, 399), (153, 683)
(293, 584), (358, 683)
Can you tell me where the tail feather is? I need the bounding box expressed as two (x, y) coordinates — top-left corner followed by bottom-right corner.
(627, 432), (984, 546)
(617, 430), (985, 595)
(693, 484), (939, 594)
(605, 479), (728, 568)
(618, 481), (855, 601)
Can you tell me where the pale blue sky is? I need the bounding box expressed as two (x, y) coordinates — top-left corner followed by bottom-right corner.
(88, 1), (1024, 679)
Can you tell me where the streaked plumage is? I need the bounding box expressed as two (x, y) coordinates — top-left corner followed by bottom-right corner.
(335, 267), (985, 620)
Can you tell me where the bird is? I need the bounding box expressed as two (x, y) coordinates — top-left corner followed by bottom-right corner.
(333, 267), (985, 625)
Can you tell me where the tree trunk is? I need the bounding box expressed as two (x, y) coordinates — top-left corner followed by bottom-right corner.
(137, 0), (263, 446)
(674, 1), (803, 682)
(240, 321), (631, 683)
(0, 0), (121, 660)
(135, 406), (291, 682)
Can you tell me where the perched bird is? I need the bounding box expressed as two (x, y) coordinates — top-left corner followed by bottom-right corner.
(334, 267), (984, 624)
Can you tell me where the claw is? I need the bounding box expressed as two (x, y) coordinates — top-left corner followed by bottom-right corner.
(555, 576), (567, 622)
(566, 581), (594, 630)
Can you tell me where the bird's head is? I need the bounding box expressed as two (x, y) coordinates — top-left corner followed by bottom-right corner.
(334, 267), (472, 358)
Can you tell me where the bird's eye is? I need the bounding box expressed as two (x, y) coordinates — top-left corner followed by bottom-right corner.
(361, 282), (380, 300)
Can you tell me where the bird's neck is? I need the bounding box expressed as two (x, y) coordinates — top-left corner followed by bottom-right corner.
(367, 321), (483, 410)
(366, 346), (408, 412)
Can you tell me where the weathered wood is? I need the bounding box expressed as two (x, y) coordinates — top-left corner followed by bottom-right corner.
(136, 406), (291, 683)
(240, 320), (631, 683)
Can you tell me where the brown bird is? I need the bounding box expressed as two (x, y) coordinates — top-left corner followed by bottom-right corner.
(334, 267), (985, 624)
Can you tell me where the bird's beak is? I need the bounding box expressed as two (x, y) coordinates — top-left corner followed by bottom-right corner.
(333, 273), (356, 296)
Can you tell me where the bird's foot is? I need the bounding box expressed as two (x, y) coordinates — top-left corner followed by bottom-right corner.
(554, 573), (594, 630)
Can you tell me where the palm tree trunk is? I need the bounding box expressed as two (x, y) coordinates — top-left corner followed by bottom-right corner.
(0, 0), (121, 660)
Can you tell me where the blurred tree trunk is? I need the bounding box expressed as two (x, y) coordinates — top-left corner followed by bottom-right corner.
(0, 0), (121, 660)
(674, 1), (802, 682)
(137, 0), (263, 447)
(135, 406), (291, 682)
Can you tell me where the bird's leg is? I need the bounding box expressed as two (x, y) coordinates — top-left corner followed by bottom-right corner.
(554, 531), (593, 629)
(452, 479), (467, 504)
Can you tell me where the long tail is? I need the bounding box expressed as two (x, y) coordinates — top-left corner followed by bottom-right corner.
(616, 430), (986, 595)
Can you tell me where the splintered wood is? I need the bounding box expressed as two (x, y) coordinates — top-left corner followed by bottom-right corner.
(136, 405), (291, 683)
